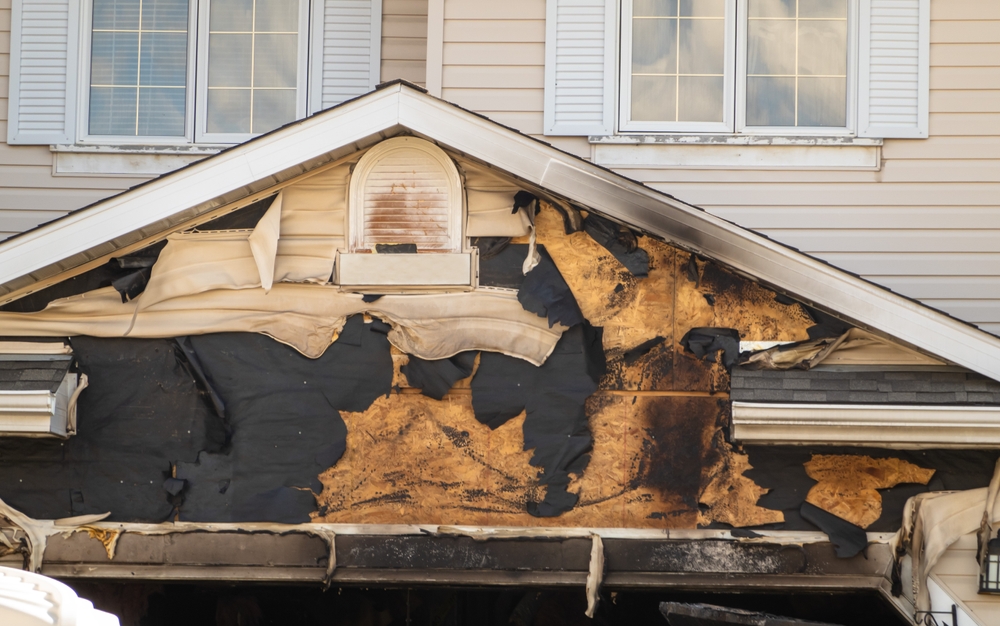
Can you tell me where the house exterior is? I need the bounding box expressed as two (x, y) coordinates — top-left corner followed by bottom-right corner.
(1, 1), (999, 625)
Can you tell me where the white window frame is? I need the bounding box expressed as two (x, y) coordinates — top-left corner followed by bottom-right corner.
(618, 0), (736, 134)
(76, 0), (310, 146)
(78, 0), (200, 145)
(735, 0), (858, 136)
(195, 0), (310, 143)
(618, 0), (858, 136)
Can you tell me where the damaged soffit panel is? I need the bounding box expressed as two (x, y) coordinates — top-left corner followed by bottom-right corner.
(0, 82), (998, 381)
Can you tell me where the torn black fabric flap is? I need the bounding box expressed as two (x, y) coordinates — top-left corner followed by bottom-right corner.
(799, 502), (867, 559)
(518, 248), (585, 329)
(679, 327), (741, 369)
(583, 213), (650, 278)
(402, 351), (478, 400)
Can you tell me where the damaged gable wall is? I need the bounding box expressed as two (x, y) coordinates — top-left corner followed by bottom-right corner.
(0, 142), (995, 541)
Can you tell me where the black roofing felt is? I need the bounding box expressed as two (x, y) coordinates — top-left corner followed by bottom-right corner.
(0, 80), (990, 340)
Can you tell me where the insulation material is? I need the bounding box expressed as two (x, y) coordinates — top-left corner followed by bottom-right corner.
(0, 286), (565, 364)
(463, 161), (531, 237)
(804, 455), (935, 529)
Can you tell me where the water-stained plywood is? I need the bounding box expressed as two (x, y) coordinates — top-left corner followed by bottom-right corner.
(804, 454), (936, 528)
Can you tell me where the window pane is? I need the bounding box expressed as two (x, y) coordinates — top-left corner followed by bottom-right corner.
(210, 0), (253, 32)
(678, 76), (724, 122)
(634, 0), (677, 17)
(632, 18), (677, 74)
(254, 34), (297, 88)
(255, 0), (299, 32)
(91, 32), (139, 85)
(746, 76), (794, 126)
(798, 20), (847, 76)
(748, 0), (794, 18)
(139, 31), (187, 86)
(208, 34), (252, 87)
(800, 0), (847, 19)
(747, 19), (795, 76)
(631, 76), (676, 121)
(798, 77), (846, 126)
(141, 0), (188, 30)
(137, 87), (186, 135)
(679, 17), (724, 74)
(90, 87), (138, 134)
(207, 89), (251, 133)
(679, 0), (725, 17)
(252, 90), (297, 133)
(93, 0), (139, 30)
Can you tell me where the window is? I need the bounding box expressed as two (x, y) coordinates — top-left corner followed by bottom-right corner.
(82, 0), (309, 144)
(621, 0), (852, 134)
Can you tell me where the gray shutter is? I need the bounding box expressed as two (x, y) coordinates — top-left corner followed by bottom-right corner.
(310, 0), (383, 113)
(857, 0), (929, 138)
(7, 0), (81, 145)
(543, 0), (617, 136)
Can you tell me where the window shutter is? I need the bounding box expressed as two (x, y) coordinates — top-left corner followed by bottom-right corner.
(857, 0), (929, 138)
(543, 0), (617, 136)
(7, 0), (81, 145)
(310, 0), (383, 113)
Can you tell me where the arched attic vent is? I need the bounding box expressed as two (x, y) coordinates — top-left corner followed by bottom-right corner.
(348, 137), (464, 253)
(338, 137), (474, 290)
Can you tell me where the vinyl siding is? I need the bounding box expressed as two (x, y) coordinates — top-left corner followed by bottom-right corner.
(381, 0), (426, 86)
(436, 0), (1000, 334)
(930, 533), (1000, 625)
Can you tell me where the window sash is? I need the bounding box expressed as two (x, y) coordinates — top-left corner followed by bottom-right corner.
(195, 0), (310, 144)
(618, 0), (858, 136)
(735, 0), (857, 135)
(80, 0), (199, 144)
(619, 0), (737, 133)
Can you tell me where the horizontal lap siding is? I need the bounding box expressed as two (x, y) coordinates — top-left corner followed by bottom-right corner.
(381, 0), (427, 86)
(440, 0), (589, 158)
(436, 0), (1000, 331)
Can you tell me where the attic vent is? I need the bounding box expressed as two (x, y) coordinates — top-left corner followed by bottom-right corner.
(349, 137), (463, 253)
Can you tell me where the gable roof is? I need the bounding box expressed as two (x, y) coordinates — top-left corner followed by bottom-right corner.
(1, 82), (999, 381)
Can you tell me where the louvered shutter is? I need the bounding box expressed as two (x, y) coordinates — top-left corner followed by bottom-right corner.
(543, 0), (617, 136)
(7, 0), (81, 145)
(857, 0), (929, 138)
(310, 0), (383, 114)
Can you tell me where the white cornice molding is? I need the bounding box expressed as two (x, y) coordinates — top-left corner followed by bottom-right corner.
(732, 401), (1000, 449)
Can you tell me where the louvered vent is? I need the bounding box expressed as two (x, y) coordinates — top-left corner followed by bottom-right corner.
(349, 138), (463, 253)
(362, 151), (454, 250)
(316, 0), (380, 111)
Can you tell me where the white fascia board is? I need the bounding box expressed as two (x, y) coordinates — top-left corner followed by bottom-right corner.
(0, 86), (405, 292)
(395, 89), (1000, 382)
(732, 401), (1000, 449)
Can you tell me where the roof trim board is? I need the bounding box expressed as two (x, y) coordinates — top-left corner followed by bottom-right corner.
(1, 83), (999, 380)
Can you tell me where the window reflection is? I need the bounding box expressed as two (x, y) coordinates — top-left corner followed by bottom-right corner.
(630, 0), (726, 124)
(746, 0), (847, 127)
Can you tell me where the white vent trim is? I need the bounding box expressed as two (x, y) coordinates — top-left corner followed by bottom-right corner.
(857, 0), (929, 138)
(731, 401), (1000, 449)
(310, 0), (383, 114)
(543, 0), (617, 136)
(7, 0), (81, 145)
(348, 137), (464, 253)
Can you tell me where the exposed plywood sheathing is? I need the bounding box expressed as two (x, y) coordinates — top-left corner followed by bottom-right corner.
(805, 455), (936, 528)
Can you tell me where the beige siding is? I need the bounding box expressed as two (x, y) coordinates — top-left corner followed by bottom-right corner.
(931, 533), (1000, 625)
(381, 0), (427, 86)
(438, 0), (1000, 334)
